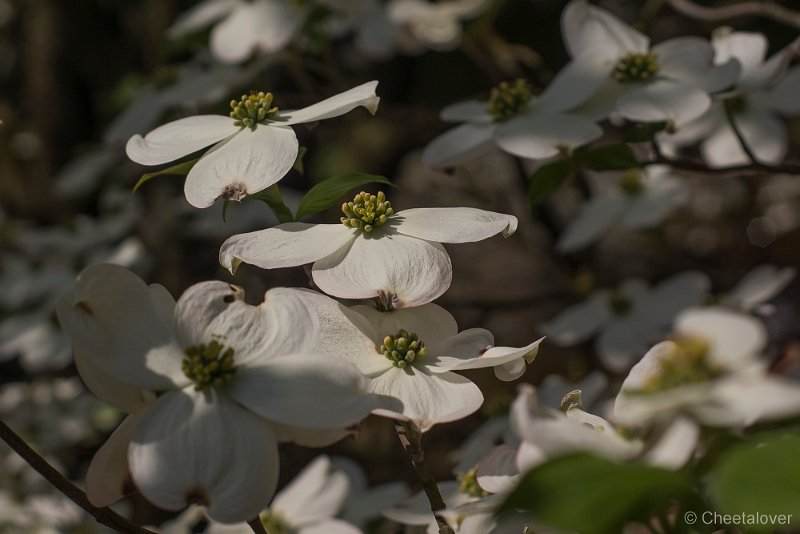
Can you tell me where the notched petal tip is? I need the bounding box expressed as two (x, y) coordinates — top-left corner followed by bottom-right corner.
(220, 181), (249, 202)
(501, 215), (519, 238)
(365, 96), (381, 115)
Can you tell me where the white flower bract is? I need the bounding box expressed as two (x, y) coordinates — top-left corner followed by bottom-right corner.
(56, 264), (375, 523)
(220, 203), (518, 307)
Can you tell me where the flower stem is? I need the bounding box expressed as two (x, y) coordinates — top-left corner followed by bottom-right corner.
(0, 419), (156, 534)
(394, 421), (455, 534)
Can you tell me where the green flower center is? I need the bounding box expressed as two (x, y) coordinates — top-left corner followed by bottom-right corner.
(640, 337), (723, 393)
(458, 466), (489, 498)
(230, 91), (279, 128)
(381, 329), (427, 368)
(617, 169), (644, 196)
(182, 340), (237, 390)
(608, 291), (633, 316)
(341, 191), (394, 232)
(487, 79), (532, 122)
(260, 510), (291, 534)
(613, 52), (659, 83)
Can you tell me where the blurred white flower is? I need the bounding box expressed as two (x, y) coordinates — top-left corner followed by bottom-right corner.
(0, 314), (71, 372)
(56, 264), (374, 522)
(559, 0), (738, 126)
(557, 165), (688, 253)
(511, 386), (643, 471)
(332, 456), (411, 529)
(536, 371), (608, 409)
(220, 192), (517, 307)
(614, 307), (800, 427)
(383, 480), (477, 531)
(295, 290), (543, 431)
(720, 264), (795, 312)
(540, 272), (710, 372)
(168, 0), (303, 64)
(205, 456), (361, 534)
(104, 62), (260, 148)
(450, 417), (517, 476)
(423, 78), (602, 168)
(475, 386), (698, 496)
(659, 30), (800, 167)
(388, 0), (488, 53)
(126, 82), (379, 208)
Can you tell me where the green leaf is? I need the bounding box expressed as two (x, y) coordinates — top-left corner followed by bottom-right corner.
(133, 158), (198, 192)
(223, 185), (294, 223)
(529, 159), (573, 205)
(623, 121), (668, 143)
(293, 146), (308, 175)
(710, 433), (800, 532)
(249, 185), (295, 223)
(499, 453), (692, 534)
(295, 172), (395, 221)
(574, 144), (641, 171)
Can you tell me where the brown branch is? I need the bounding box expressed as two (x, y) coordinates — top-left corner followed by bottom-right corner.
(248, 517), (269, 534)
(394, 421), (455, 534)
(647, 139), (800, 175)
(665, 0), (800, 29)
(722, 99), (761, 166)
(0, 419), (156, 534)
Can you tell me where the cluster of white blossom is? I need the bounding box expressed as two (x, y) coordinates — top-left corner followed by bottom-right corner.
(2, 0), (800, 532)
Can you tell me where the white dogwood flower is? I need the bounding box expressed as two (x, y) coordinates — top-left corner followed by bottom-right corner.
(540, 272), (710, 372)
(614, 306), (800, 427)
(559, 0), (738, 126)
(388, 0), (488, 53)
(294, 290), (543, 431)
(56, 264), (374, 523)
(332, 456), (411, 529)
(720, 264), (796, 312)
(168, 0), (303, 64)
(557, 165), (688, 253)
(205, 456), (361, 534)
(220, 192), (518, 307)
(475, 386), (699, 496)
(659, 30), (800, 167)
(423, 77), (602, 168)
(126, 82), (379, 208)
(382, 480), (479, 531)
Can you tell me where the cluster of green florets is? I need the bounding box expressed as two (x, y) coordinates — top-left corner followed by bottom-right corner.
(608, 290), (633, 316)
(341, 191), (393, 232)
(182, 340), (237, 390)
(640, 337), (722, 393)
(381, 329), (426, 368)
(617, 169), (645, 195)
(458, 467), (489, 498)
(487, 79), (533, 121)
(229, 91), (279, 128)
(260, 511), (290, 534)
(613, 52), (660, 83)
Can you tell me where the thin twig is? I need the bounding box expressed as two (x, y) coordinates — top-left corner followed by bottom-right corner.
(248, 517), (269, 534)
(0, 419), (156, 534)
(665, 0), (800, 29)
(394, 421), (455, 534)
(722, 99), (761, 166)
(647, 139), (800, 175)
